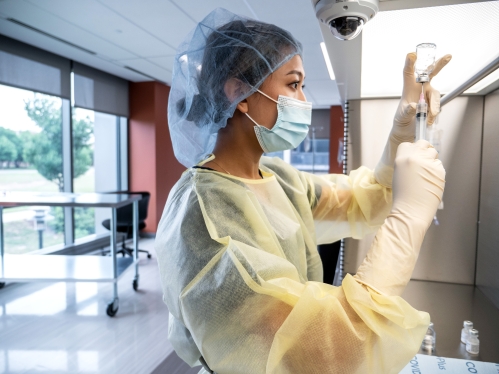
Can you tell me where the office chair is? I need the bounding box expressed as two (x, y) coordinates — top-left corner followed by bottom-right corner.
(101, 191), (152, 258)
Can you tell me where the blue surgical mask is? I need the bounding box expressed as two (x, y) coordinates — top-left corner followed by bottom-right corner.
(245, 90), (312, 153)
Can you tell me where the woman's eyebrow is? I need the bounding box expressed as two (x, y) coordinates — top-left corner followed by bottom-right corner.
(286, 70), (305, 79)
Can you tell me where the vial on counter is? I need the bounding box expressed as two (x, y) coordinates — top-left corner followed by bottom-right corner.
(466, 329), (479, 355)
(422, 322), (436, 352)
(461, 320), (473, 344)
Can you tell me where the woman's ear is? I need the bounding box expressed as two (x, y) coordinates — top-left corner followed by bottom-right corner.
(224, 78), (249, 113)
(236, 99), (249, 114)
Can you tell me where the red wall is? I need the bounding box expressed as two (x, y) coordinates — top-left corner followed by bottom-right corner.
(129, 81), (185, 233)
(329, 106), (344, 174)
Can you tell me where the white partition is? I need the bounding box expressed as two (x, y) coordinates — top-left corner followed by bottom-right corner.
(344, 96), (483, 285)
(476, 88), (499, 309)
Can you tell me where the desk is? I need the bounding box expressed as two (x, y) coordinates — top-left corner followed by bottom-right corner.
(0, 191), (142, 317)
(402, 279), (499, 363)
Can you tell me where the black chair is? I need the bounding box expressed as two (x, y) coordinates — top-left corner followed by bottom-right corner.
(101, 191), (152, 259)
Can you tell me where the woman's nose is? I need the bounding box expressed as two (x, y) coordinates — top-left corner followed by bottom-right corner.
(299, 89), (307, 102)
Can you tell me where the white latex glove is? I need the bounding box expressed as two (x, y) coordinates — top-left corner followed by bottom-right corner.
(354, 140), (445, 296)
(374, 53), (452, 188)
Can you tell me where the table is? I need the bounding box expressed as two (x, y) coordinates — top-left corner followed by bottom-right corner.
(0, 191), (142, 317)
(402, 279), (499, 363)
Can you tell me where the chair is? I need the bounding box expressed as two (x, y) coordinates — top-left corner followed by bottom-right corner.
(101, 191), (152, 258)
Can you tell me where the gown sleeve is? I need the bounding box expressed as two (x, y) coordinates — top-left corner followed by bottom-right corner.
(260, 156), (393, 245)
(302, 167), (393, 244)
(155, 171), (428, 374)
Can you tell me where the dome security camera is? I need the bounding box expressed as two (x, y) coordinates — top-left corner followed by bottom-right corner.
(315, 0), (379, 41)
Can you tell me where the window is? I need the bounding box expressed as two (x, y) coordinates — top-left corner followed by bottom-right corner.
(290, 137), (330, 173)
(0, 35), (129, 253)
(72, 108), (128, 240)
(0, 84), (65, 253)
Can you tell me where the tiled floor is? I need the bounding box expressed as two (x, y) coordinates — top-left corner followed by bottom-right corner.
(0, 238), (197, 374)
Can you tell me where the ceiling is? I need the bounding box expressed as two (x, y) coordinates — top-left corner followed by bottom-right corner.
(1, 0), (498, 107)
(0, 0), (340, 108)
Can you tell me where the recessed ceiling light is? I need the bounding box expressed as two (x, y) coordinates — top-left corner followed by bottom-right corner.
(320, 42), (336, 80)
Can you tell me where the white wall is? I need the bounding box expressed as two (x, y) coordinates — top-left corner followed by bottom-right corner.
(344, 96), (483, 285)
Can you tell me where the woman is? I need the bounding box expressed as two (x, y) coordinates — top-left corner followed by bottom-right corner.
(156, 8), (449, 373)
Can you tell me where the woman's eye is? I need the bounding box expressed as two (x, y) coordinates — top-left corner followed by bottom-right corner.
(291, 82), (299, 89)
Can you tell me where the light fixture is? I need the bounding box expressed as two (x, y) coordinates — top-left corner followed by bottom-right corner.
(361, 2), (499, 97)
(320, 42), (336, 80)
(464, 67), (499, 94)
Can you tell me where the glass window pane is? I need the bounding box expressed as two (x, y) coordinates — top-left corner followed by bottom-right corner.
(119, 117), (128, 191)
(263, 138), (330, 175)
(73, 108), (122, 240)
(72, 107), (95, 241)
(0, 84), (65, 253)
(290, 138), (330, 174)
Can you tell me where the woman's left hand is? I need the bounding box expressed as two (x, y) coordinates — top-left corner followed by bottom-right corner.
(392, 52), (452, 142)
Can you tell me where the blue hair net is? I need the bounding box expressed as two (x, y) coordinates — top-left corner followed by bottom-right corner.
(168, 8), (303, 167)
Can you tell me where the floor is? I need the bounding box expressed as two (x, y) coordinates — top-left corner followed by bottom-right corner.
(0, 238), (201, 374)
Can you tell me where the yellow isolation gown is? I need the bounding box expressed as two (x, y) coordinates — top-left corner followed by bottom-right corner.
(155, 155), (429, 374)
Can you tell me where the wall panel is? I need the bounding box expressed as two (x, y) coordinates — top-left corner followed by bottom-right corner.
(344, 97), (483, 285)
(476, 88), (499, 309)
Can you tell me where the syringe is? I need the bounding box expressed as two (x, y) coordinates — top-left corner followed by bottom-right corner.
(415, 85), (427, 142)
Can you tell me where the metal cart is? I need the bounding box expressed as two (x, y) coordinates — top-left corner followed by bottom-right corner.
(0, 192), (142, 317)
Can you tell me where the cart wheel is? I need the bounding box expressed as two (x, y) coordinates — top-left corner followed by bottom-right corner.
(0, 282), (5, 289)
(132, 278), (139, 291)
(106, 301), (119, 317)
(147, 253), (152, 259)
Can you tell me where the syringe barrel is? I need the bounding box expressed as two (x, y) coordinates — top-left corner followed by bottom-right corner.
(417, 101), (427, 114)
(415, 102), (428, 142)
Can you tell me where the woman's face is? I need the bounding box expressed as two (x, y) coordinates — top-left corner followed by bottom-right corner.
(245, 54), (307, 130)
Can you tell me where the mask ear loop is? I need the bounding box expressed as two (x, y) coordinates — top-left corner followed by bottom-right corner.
(245, 113), (271, 153)
(245, 112), (261, 127)
(256, 89), (279, 104)
(244, 89), (278, 127)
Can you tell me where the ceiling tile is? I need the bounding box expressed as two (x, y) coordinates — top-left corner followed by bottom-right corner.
(145, 55), (176, 73)
(98, 0), (196, 51)
(305, 79), (341, 106)
(248, 0), (323, 44)
(302, 44), (330, 81)
(170, 0), (255, 22)
(25, 0), (176, 57)
(0, 18), (147, 82)
(122, 58), (172, 84)
(0, 0), (136, 60)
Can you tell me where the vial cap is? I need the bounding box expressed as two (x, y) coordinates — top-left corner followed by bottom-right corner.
(469, 329), (479, 336)
(464, 321), (473, 328)
(429, 322), (434, 328)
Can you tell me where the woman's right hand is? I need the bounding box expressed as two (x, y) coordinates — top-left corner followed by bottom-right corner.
(355, 140), (445, 296)
(392, 140), (445, 225)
